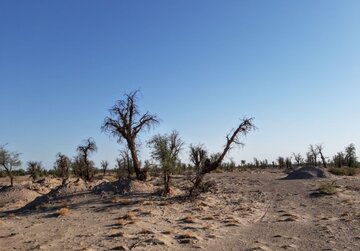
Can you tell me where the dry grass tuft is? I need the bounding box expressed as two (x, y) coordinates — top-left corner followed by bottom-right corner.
(138, 229), (154, 235)
(176, 231), (198, 240)
(181, 215), (196, 223)
(122, 211), (137, 221)
(111, 198), (133, 205)
(318, 182), (337, 195)
(58, 207), (69, 216)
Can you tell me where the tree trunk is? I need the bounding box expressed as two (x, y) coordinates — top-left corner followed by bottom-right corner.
(128, 139), (147, 181)
(319, 152), (327, 169)
(163, 170), (170, 195)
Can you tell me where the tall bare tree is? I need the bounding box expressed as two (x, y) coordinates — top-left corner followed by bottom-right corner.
(102, 90), (159, 181)
(189, 118), (255, 196)
(0, 145), (21, 186)
(76, 138), (97, 181)
(316, 144), (327, 168)
(119, 149), (133, 179)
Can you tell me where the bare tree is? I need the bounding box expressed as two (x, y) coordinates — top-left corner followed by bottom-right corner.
(102, 90), (159, 181)
(292, 153), (303, 166)
(316, 144), (327, 168)
(149, 131), (184, 195)
(76, 138), (97, 181)
(189, 118), (255, 196)
(54, 153), (71, 181)
(189, 144), (208, 173)
(119, 149), (133, 179)
(100, 160), (109, 176)
(309, 144), (319, 166)
(0, 145), (21, 186)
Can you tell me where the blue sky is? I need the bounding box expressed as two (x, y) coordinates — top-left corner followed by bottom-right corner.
(1, 1), (360, 169)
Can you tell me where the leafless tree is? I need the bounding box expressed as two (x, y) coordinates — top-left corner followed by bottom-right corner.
(292, 153), (303, 166)
(189, 144), (208, 173)
(76, 138), (97, 181)
(102, 90), (159, 181)
(309, 144), (319, 166)
(149, 131), (184, 195)
(119, 149), (133, 179)
(316, 144), (327, 168)
(0, 144), (21, 186)
(189, 118), (255, 196)
(100, 160), (109, 176)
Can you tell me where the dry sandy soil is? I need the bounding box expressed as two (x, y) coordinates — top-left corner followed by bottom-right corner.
(1, 169), (360, 251)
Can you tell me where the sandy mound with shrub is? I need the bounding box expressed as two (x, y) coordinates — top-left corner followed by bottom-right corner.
(93, 179), (157, 195)
(283, 166), (330, 180)
(49, 178), (88, 198)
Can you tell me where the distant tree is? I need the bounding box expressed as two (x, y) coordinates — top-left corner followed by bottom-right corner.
(149, 130), (184, 195)
(54, 153), (71, 180)
(316, 144), (327, 168)
(345, 143), (357, 168)
(76, 138), (97, 181)
(292, 153), (303, 166)
(241, 160), (246, 166)
(333, 152), (345, 168)
(0, 145), (22, 186)
(277, 157), (285, 168)
(119, 149), (134, 179)
(254, 158), (260, 168)
(189, 118), (256, 196)
(285, 157), (292, 169)
(308, 144), (319, 166)
(189, 144), (208, 172)
(102, 90), (159, 181)
(27, 161), (44, 180)
(100, 160), (109, 176)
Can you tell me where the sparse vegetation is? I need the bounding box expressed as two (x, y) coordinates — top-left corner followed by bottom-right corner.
(58, 207), (69, 216)
(318, 182), (337, 195)
(27, 161), (44, 180)
(0, 144), (22, 186)
(74, 138), (97, 181)
(329, 167), (360, 176)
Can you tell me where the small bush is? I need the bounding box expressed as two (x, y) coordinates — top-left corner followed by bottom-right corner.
(329, 167), (360, 176)
(58, 207), (69, 216)
(318, 182), (337, 195)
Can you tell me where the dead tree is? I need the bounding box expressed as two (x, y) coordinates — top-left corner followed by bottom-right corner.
(292, 153), (303, 166)
(309, 144), (319, 166)
(316, 144), (327, 168)
(119, 149), (133, 179)
(76, 138), (97, 181)
(0, 145), (21, 186)
(102, 90), (159, 181)
(189, 118), (255, 196)
(100, 160), (109, 176)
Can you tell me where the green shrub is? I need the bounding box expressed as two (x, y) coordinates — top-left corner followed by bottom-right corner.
(329, 167), (360, 176)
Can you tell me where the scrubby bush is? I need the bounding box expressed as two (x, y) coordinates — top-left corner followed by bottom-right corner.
(27, 161), (44, 180)
(329, 167), (360, 176)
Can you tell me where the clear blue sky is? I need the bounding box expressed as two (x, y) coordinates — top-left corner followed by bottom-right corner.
(1, 1), (360, 169)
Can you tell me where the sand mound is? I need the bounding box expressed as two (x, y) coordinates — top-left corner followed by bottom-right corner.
(24, 177), (62, 194)
(283, 166), (330, 180)
(93, 179), (157, 195)
(50, 178), (88, 198)
(0, 185), (41, 210)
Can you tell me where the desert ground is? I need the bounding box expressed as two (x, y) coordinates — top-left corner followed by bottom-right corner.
(1, 168), (360, 251)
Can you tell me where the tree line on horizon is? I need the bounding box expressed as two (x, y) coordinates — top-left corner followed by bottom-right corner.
(1, 91), (359, 194)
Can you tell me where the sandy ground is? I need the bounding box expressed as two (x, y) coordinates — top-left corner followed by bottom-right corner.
(1, 169), (360, 251)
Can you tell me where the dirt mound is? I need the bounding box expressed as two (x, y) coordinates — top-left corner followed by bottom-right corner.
(282, 166), (330, 180)
(93, 179), (157, 195)
(49, 178), (88, 198)
(0, 185), (41, 211)
(24, 177), (62, 194)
